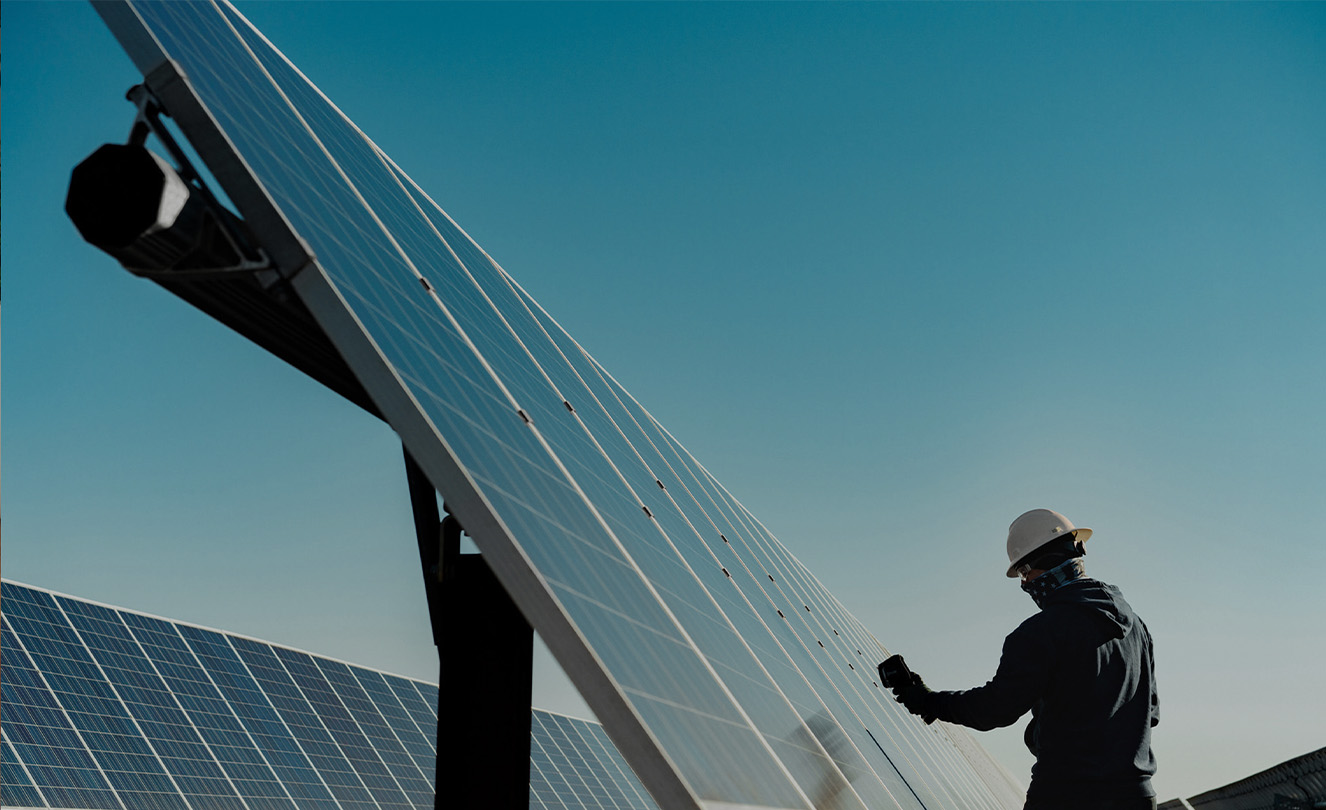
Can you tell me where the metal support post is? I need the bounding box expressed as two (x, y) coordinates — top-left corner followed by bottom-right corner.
(403, 448), (533, 810)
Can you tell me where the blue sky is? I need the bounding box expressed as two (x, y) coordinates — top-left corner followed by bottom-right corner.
(5, 1), (1324, 803)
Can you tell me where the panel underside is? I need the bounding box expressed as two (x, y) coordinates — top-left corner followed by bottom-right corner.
(90, 3), (1022, 809)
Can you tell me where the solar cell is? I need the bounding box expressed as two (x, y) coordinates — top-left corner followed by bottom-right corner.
(84, 3), (1023, 809)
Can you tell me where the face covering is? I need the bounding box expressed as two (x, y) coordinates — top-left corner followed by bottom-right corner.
(1021, 557), (1087, 608)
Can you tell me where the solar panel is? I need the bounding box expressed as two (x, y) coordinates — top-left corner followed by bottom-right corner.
(85, 3), (1023, 809)
(530, 712), (658, 810)
(0, 579), (660, 810)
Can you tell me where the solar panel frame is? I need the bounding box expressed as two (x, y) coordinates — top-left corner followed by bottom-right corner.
(82, 3), (1023, 809)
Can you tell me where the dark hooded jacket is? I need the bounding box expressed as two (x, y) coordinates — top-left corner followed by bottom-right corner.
(928, 579), (1158, 802)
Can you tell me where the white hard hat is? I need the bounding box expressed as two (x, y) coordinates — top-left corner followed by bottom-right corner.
(1005, 508), (1092, 577)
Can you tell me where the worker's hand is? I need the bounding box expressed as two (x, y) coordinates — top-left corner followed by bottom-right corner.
(895, 672), (937, 725)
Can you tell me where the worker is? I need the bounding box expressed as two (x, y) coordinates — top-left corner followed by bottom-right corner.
(891, 509), (1159, 810)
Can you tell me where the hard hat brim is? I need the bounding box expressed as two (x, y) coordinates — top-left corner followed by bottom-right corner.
(1004, 527), (1092, 578)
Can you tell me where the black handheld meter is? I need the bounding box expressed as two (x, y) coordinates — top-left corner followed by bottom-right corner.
(877, 654), (913, 690)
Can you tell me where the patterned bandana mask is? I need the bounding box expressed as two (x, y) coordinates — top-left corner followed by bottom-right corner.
(1021, 558), (1088, 608)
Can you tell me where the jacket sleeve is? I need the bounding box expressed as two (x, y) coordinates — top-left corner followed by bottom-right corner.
(927, 621), (1053, 732)
(1145, 619), (1159, 728)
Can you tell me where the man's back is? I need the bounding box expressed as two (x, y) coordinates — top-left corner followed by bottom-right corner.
(1019, 580), (1158, 802)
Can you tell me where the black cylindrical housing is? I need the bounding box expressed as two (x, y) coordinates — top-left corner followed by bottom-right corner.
(66, 143), (238, 272)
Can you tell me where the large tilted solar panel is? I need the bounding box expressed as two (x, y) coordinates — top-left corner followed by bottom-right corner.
(89, 3), (1023, 810)
(0, 580), (660, 810)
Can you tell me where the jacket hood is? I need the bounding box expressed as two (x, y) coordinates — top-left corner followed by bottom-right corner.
(1045, 579), (1135, 640)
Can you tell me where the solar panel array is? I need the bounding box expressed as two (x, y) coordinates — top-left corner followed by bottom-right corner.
(0, 580), (659, 810)
(89, 3), (1024, 809)
(530, 712), (658, 810)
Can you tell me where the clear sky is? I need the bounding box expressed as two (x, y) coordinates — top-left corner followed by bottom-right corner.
(5, 1), (1324, 804)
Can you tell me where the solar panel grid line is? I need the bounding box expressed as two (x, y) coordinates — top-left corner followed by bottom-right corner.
(583, 726), (656, 810)
(568, 720), (647, 810)
(393, 685), (437, 793)
(224, 641), (381, 810)
(48, 597), (248, 810)
(61, 618), (220, 801)
(212, 637), (389, 810)
(537, 720), (594, 810)
(344, 673), (418, 753)
(396, 682), (439, 767)
(563, 716), (632, 810)
(3, 731), (53, 808)
(553, 718), (601, 810)
(527, 721), (564, 810)
(113, 617), (269, 791)
(2, 595), (132, 810)
(144, 625), (307, 810)
(263, 649), (395, 808)
(305, 658), (424, 807)
(539, 720), (596, 809)
(336, 671), (432, 802)
(573, 727), (634, 810)
(555, 716), (626, 810)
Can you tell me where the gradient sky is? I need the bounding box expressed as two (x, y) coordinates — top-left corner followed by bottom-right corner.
(5, 2), (1324, 803)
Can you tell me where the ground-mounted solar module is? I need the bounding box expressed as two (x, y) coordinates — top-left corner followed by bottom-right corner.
(0, 579), (660, 810)
(77, 3), (1025, 809)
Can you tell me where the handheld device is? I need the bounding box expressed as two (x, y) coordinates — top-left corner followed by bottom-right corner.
(877, 654), (913, 690)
